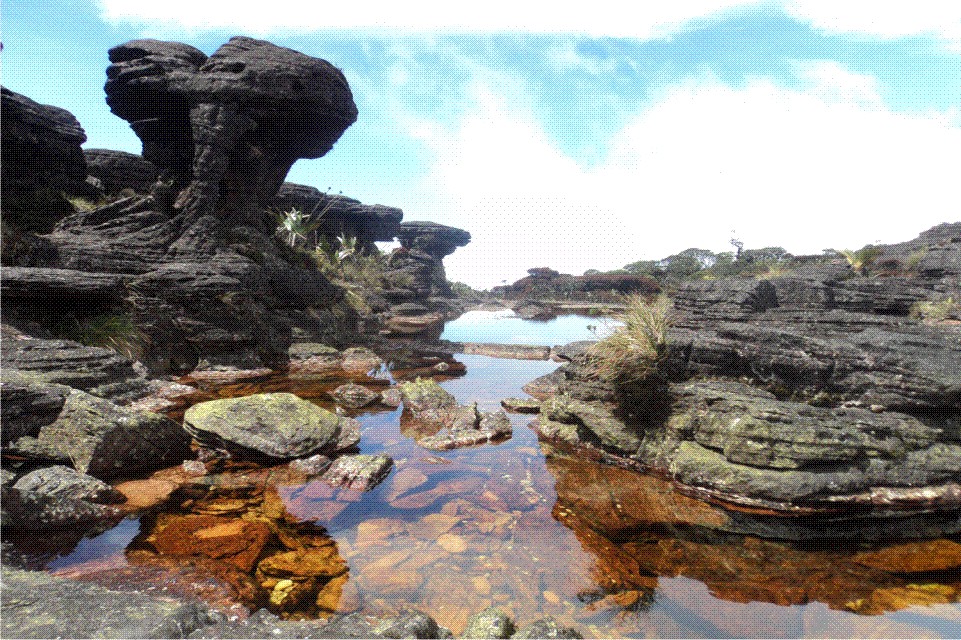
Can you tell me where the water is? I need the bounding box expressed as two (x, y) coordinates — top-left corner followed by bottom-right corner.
(36, 315), (961, 638)
(441, 309), (617, 345)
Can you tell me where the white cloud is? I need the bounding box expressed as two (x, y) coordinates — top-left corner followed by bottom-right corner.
(413, 64), (960, 288)
(96, 0), (961, 47)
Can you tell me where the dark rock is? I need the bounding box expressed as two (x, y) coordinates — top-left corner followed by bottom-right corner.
(397, 221), (471, 259)
(105, 36), (356, 234)
(0, 267), (127, 307)
(1, 567), (218, 639)
(6, 386), (191, 480)
(460, 607), (515, 639)
(84, 148), (157, 194)
(500, 397), (542, 413)
(329, 383), (379, 408)
(494, 267), (659, 303)
(188, 609), (448, 639)
(550, 341), (595, 362)
(387, 222), (471, 299)
(321, 454), (393, 491)
(182, 392), (350, 460)
(374, 610), (444, 639)
(1, 87), (87, 237)
(0, 370), (70, 446)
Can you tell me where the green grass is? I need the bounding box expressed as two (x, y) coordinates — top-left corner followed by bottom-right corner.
(839, 246), (883, 272)
(55, 314), (146, 361)
(910, 297), (959, 322)
(587, 294), (673, 384)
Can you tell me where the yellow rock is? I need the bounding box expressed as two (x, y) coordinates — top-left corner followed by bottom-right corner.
(472, 576), (492, 595)
(543, 590), (560, 604)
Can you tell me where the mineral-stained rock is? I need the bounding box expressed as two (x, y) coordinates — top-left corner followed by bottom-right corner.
(257, 545), (348, 581)
(6, 386), (191, 481)
(330, 383), (379, 408)
(321, 454), (394, 492)
(151, 514), (272, 572)
(1, 87), (87, 236)
(183, 393), (349, 460)
(460, 607), (515, 639)
(1, 567), (218, 640)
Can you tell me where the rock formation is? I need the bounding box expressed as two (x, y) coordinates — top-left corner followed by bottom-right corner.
(1, 87), (87, 261)
(530, 223), (961, 529)
(495, 267), (661, 303)
(84, 148), (157, 195)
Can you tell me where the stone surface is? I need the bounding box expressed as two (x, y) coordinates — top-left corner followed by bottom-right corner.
(182, 392), (347, 460)
(512, 618), (583, 639)
(329, 383), (380, 408)
(321, 454), (394, 492)
(3, 466), (124, 536)
(0, 370), (70, 446)
(151, 514), (272, 572)
(500, 397), (542, 414)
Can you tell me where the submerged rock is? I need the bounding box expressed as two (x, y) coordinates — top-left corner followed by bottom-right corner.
(183, 392), (356, 460)
(322, 454), (394, 492)
(399, 379), (513, 449)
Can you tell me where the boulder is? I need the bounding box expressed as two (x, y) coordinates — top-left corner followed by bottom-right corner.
(0, 370), (70, 446)
(329, 383), (379, 409)
(460, 607), (515, 639)
(512, 618), (583, 639)
(4, 465), (124, 534)
(6, 386), (191, 480)
(182, 392), (350, 460)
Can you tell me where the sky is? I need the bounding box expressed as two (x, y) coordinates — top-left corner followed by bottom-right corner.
(3, 1), (960, 288)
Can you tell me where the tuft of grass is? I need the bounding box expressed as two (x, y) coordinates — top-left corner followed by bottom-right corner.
(587, 294), (673, 384)
(910, 297), (959, 322)
(56, 314), (146, 361)
(906, 248), (927, 272)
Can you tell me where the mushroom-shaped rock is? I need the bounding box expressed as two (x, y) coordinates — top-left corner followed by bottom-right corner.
(105, 36), (358, 233)
(182, 392), (350, 460)
(397, 221), (471, 259)
(1, 87), (88, 235)
(273, 183), (403, 248)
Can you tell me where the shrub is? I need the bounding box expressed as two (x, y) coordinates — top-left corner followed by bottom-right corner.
(587, 294), (673, 384)
(275, 207), (323, 247)
(910, 297), (959, 322)
(839, 246), (883, 273)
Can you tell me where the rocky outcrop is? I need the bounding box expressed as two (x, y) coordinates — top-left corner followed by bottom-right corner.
(3, 465), (125, 533)
(182, 392), (358, 460)
(387, 221), (471, 302)
(398, 379), (513, 450)
(1, 87), (87, 239)
(273, 183), (403, 251)
(494, 267), (660, 303)
(530, 224), (961, 523)
(321, 454), (394, 492)
(84, 148), (157, 194)
(104, 37), (357, 234)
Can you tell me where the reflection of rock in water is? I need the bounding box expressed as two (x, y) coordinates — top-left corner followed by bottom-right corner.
(123, 476), (354, 619)
(545, 446), (961, 617)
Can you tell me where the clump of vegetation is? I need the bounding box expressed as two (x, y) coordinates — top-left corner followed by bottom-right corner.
(587, 294), (673, 384)
(55, 314), (146, 361)
(275, 207), (324, 247)
(910, 297), (959, 322)
(906, 248), (928, 272)
(839, 245), (883, 273)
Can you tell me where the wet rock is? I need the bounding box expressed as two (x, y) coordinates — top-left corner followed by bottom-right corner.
(852, 539), (961, 573)
(541, 394), (642, 454)
(1, 87), (87, 238)
(182, 392), (350, 460)
(188, 608), (449, 639)
(380, 387), (403, 408)
(289, 454), (333, 476)
(84, 148), (157, 194)
(6, 386), (190, 480)
(375, 610), (446, 639)
(400, 378), (458, 415)
(330, 383), (379, 408)
(419, 409), (513, 451)
(460, 607), (515, 639)
(321, 454), (393, 492)
(1, 567), (218, 639)
(500, 397), (541, 414)
(512, 618), (583, 639)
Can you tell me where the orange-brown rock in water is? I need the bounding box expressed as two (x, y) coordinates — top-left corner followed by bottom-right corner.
(852, 539), (961, 573)
(150, 514), (272, 572)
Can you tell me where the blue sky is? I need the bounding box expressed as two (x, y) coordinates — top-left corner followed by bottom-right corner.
(4, 1), (960, 287)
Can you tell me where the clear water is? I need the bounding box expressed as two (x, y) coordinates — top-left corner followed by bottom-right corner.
(38, 318), (961, 638)
(440, 309), (617, 345)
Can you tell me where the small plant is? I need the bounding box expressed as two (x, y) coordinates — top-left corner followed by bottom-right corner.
(56, 314), (146, 361)
(910, 297), (959, 322)
(587, 294), (673, 384)
(275, 207), (323, 247)
(839, 246), (883, 273)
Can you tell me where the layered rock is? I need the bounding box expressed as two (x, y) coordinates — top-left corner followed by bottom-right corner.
(494, 267), (660, 303)
(1, 87), (87, 239)
(530, 224), (961, 523)
(388, 221), (471, 302)
(272, 183), (403, 251)
(84, 148), (157, 195)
